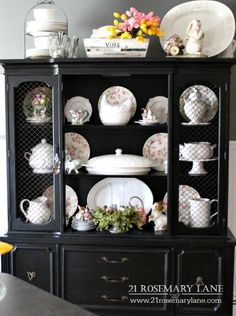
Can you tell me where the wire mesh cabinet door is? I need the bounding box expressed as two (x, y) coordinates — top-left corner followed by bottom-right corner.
(172, 71), (229, 236)
(6, 75), (62, 232)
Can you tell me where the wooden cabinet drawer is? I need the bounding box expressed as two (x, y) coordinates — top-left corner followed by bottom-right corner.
(10, 243), (56, 294)
(61, 245), (171, 312)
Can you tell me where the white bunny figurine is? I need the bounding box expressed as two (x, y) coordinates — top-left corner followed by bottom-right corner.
(185, 19), (204, 55)
(148, 202), (167, 231)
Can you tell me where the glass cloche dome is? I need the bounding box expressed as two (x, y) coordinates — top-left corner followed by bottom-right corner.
(24, 0), (68, 58)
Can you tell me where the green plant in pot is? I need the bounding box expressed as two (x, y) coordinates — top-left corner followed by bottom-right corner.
(92, 205), (146, 233)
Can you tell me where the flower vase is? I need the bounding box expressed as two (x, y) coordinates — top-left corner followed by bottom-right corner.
(108, 223), (126, 234)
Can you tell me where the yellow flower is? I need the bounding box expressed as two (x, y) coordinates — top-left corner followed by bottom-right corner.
(114, 19), (119, 27)
(121, 14), (127, 21)
(136, 36), (145, 43)
(106, 26), (116, 32)
(0, 242), (13, 255)
(121, 32), (132, 39)
(113, 12), (120, 18)
(137, 30), (143, 36)
(107, 34), (116, 39)
(156, 28), (164, 37)
(140, 23), (147, 32)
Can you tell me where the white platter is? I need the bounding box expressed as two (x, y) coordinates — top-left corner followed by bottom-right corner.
(146, 96), (168, 124)
(87, 178), (153, 214)
(160, 1), (235, 57)
(64, 96), (92, 123)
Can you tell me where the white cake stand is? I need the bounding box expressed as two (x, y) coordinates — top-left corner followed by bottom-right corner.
(180, 158), (217, 175)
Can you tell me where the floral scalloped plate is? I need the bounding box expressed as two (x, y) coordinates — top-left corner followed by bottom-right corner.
(65, 132), (90, 167)
(43, 185), (78, 218)
(143, 133), (168, 171)
(98, 86), (137, 117)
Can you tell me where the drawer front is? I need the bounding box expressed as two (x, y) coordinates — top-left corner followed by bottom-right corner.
(61, 246), (172, 312)
(10, 243), (56, 294)
(176, 248), (226, 314)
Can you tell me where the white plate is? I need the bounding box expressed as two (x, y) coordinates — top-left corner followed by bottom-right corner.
(64, 96), (92, 123)
(146, 96), (168, 124)
(65, 132), (90, 167)
(163, 185), (200, 225)
(143, 133), (168, 171)
(98, 86), (137, 117)
(87, 178), (153, 214)
(26, 48), (50, 58)
(43, 185), (78, 218)
(179, 85), (218, 123)
(134, 120), (160, 126)
(160, 1), (235, 57)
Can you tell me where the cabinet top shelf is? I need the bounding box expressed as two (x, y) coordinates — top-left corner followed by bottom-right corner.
(0, 57), (236, 66)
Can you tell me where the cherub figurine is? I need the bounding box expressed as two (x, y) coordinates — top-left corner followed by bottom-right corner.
(76, 205), (93, 222)
(148, 201), (167, 231)
(185, 19), (204, 55)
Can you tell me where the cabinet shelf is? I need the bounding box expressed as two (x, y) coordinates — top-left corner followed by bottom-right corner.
(64, 124), (168, 132)
(65, 170), (167, 178)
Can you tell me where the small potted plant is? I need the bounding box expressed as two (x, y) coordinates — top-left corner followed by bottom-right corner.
(92, 205), (146, 233)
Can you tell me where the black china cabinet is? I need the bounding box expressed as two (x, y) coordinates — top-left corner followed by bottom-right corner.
(1, 58), (236, 316)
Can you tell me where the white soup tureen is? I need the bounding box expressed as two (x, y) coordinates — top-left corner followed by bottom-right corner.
(85, 149), (153, 175)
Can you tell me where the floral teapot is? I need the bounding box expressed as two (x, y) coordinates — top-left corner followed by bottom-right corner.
(20, 196), (51, 224)
(99, 94), (133, 125)
(183, 88), (207, 123)
(24, 139), (53, 174)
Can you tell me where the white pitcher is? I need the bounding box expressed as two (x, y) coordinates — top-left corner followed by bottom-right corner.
(20, 196), (51, 225)
(189, 198), (218, 228)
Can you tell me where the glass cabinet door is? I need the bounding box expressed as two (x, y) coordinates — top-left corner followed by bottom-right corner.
(7, 75), (61, 232)
(173, 74), (228, 235)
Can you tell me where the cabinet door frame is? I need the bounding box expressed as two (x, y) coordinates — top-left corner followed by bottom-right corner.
(9, 243), (58, 295)
(6, 74), (62, 233)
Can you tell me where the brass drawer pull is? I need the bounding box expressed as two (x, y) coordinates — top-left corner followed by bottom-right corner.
(26, 271), (36, 282)
(101, 275), (129, 283)
(101, 294), (128, 302)
(101, 256), (129, 264)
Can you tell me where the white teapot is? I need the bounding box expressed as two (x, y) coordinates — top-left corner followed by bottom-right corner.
(184, 88), (207, 123)
(20, 196), (51, 224)
(24, 139), (53, 173)
(99, 94), (133, 125)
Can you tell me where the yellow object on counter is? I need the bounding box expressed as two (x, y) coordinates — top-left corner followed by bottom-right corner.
(0, 242), (13, 254)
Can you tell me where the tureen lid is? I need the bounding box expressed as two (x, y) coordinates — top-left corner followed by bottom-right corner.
(32, 139), (53, 153)
(86, 149), (153, 168)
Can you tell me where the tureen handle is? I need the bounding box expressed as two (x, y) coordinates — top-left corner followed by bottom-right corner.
(115, 149), (122, 155)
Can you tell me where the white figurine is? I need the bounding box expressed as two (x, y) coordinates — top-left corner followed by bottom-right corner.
(64, 149), (81, 174)
(185, 19), (204, 55)
(148, 202), (167, 231)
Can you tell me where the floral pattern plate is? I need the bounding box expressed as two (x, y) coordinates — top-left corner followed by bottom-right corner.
(23, 86), (52, 123)
(98, 86), (137, 117)
(163, 185), (200, 225)
(146, 96), (168, 124)
(43, 185), (78, 218)
(64, 96), (92, 123)
(65, 133), (90, 168)
(179, 85), (218, 123)
(143, 133), (168, 171)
